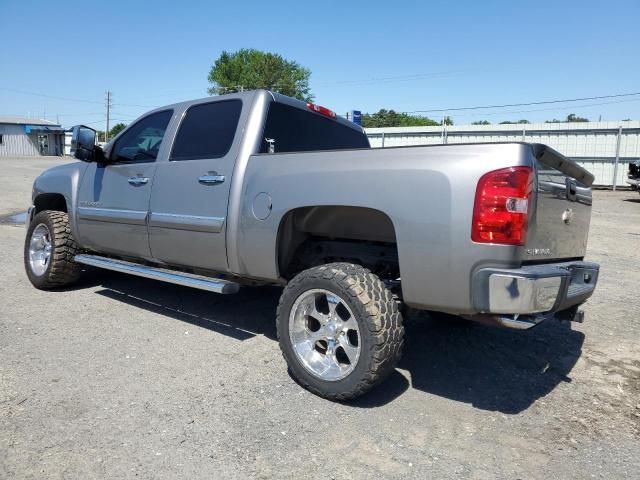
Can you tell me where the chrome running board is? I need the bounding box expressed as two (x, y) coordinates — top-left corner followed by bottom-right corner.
(74, 254), (240, 294)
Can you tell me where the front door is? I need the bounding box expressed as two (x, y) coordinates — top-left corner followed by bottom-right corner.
(75, 110), (173, 259)
(148, 99), (244, 272)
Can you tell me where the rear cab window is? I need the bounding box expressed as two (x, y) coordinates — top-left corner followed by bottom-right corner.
(260, 102), (370, 154)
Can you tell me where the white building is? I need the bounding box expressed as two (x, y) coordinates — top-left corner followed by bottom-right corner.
(0, 116), (66, 157)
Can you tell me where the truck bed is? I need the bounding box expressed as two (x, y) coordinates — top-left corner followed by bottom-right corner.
(236, 142), (593, 314)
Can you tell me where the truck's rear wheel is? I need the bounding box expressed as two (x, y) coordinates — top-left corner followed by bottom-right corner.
(276, 263), (404, 400)
(24, 210), (81, 289)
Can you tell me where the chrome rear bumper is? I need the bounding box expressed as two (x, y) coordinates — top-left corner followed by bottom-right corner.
(472, 261), (599, 316)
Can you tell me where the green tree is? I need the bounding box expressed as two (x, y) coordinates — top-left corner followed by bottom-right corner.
(109, 123), (127, 138)
(472, 120), (491, 125)
(499, 119), (530, 124)
(546, 113), (589, 123)
(441, 116), (454, 126)
(207, 49), (313, 101)
(566, 113), (589, 122)
(361, 109), (439, 128)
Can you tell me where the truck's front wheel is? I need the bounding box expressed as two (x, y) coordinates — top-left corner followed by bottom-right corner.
(276, 263), (404, 400)
(24, 210), (81, 289)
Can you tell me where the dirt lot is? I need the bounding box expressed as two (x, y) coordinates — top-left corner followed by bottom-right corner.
(1, 157), (638, 479)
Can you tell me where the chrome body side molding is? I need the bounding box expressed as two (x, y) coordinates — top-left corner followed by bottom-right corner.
(77, 207), (148, 226)
(148, 213), (225, 233)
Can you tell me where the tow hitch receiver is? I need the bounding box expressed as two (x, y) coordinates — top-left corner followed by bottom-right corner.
(557, 306), (584, 323)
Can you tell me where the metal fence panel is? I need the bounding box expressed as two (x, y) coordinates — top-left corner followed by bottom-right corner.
(366, 121), (640, 187)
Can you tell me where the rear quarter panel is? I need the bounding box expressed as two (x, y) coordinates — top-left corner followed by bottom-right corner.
(236, 143), (534, 314)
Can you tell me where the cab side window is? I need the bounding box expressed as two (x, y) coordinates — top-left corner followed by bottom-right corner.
(111, 110), (173, 163)
(170, 100), (242, 161)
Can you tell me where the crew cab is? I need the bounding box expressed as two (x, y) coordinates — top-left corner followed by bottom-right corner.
(24, 90), (599, 400)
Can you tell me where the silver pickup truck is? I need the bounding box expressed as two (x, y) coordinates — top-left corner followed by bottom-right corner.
(24, 90), (599, 400)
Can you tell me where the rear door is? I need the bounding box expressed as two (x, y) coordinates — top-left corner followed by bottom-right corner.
(148, 99), (244, 272)
(525, 144), (594, 262)
(75, 110), (173, 259)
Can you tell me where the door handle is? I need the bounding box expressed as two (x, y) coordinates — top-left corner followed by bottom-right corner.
(565, 178), (577, 201)
(198, 174), (225, 185)
(128, 176), (149, 186)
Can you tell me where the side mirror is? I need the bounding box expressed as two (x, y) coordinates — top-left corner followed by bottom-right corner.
(70, 125), (105, 162)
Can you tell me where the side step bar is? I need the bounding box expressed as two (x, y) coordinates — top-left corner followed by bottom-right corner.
(74, 254), (240, 294)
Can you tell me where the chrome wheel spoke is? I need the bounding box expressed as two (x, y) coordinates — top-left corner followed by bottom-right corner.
(28, 224), (52, 276)
(326, 293), (340, 315)
(341, 316), (358, 332)
(325, 339), (336, 357)
(338, 335), (358, 364)
(304, 294), (331, 325)
(289, 289), (361, 382)
(307, 329), (326, 345)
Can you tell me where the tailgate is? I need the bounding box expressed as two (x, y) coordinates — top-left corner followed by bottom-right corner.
(525, 144), (594, 262)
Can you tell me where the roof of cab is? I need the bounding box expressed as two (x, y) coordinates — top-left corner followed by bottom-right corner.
(145, 90), (364, 134)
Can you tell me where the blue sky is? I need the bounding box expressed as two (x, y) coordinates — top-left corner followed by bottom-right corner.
(2, 0), (639, 128)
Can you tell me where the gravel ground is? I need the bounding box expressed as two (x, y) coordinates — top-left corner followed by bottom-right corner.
(1, 157), (639, 479)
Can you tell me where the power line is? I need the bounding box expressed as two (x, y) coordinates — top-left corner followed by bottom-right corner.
(6, 84), (640, 124)
(208, 68), (482, 91)
(0, 87), (105, 105)
(314, 68), (482, 87)
(55, 112), (105, 117)
(0, 86), (161, 109)
(131, 90), (207, 101)
(110, 113), (138, 119)
(82, 118), (131, 126)
(405, 92), (640, 114)
(447, 97), (640, 119)
(112, 101), (159, 108)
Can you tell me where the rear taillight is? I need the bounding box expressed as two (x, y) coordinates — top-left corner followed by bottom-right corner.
(471, 166), (533, 246)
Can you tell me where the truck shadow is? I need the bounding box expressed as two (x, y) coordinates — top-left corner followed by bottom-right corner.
(85, 270), (584, 414)
(370, 314), (585, 414)
(88, 270), (280, 342)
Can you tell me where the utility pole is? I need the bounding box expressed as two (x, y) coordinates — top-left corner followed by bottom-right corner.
(105, 91), (113, 142)
(612, 125), (623, 191)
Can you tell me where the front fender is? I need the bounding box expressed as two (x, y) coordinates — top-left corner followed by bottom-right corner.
(32, 160), (88, 239)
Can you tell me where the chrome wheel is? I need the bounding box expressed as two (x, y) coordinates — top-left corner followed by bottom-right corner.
(289, 289), (361, 381)
(28, 224), (52, 277)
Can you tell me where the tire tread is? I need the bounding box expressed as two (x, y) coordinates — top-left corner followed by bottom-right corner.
(25, 210), (81, 289)
(276, 262), (404, 400)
